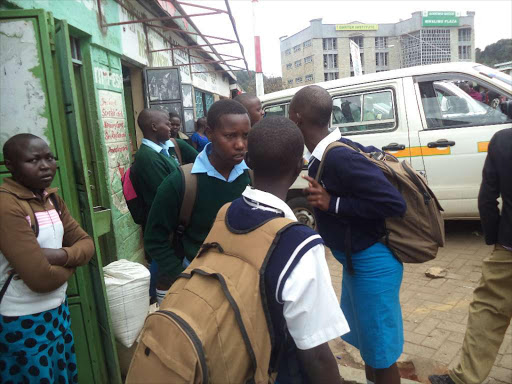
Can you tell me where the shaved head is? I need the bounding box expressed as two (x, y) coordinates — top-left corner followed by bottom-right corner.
(290, 85), (332, 127)
(3, 133), (45, 161)
(234, 93), (264, 126)
(137, 108), (168, 133)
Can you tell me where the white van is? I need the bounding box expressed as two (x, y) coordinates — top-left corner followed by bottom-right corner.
(260, 62), (512, 228)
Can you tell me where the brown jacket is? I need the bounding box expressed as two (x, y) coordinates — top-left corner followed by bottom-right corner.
(0, 178), (94, 293)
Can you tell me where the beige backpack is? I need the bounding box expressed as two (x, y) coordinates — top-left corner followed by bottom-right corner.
(126, 203), (296, 384)
(316, 141), (445, 265)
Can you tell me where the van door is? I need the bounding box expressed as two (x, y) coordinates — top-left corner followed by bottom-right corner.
(414, 74), (512, 218)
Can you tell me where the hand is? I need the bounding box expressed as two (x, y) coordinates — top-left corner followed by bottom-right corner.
(41, 248), (68, 266)
(303, 175), (331, 212)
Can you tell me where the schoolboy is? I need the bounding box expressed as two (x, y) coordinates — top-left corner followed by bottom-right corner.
(234, 93), (265, 126)
(0, 134), (94, 383)
(131, 109), (197, 224)
(227, 116), (349, 382)
(144, 99), (251, 298)
(290, 85), (406, 384)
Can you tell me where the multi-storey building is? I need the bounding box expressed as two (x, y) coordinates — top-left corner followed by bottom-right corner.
(280, 11), (476, 87)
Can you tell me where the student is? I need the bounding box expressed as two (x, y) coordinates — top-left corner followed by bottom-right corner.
(234, 93), (265, 126)
(190, 117), (209, 152)
(289, 85), (406, 384)
(144, 99), (252, 302)
(0, 134), (95, 383)
(229, 116), (349, 382)
(429, 128), (512, 384)
(168, 112), (193, 148)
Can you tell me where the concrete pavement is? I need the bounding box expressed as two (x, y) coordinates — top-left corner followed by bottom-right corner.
(327, 221), (512, 384)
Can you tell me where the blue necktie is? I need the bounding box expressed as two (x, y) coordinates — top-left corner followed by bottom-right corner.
(160, 148), (170, 158)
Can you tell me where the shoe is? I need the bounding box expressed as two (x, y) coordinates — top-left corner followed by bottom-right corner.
(429, 374), (456, 384)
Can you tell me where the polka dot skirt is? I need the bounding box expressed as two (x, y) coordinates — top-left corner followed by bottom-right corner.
(0, 300), (78, 383)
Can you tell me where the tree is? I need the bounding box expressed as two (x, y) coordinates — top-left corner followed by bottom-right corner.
(476, 39), (512, 67)
(234, 70), (284, 95)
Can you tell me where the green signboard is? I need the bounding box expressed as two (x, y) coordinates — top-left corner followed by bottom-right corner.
(422, 11), (460, 27)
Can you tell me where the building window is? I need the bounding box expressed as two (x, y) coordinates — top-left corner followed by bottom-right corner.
(324, 54), (338, 69)
(458, 45), (471, 60)
(294, 60), (302, 68)
(304, 55), (313, 64)
(303, 39), (312, 48)
(285, 49), (291, 56)
(376, 52), (389, 67)
(375, 37), (388, 49)
(349, 36), (364, 49)
(287, 79), (293, 85)
(293, 44), (301, 52)
(296, 77), (303, 84)
(458, 28), (471, 42)
(324, 72), (339, 81)
(332, 90), (396, 132)
(305, 74), (314, 82)
(70, 36), (82, 61)
(401, 29), (451, 68)
(286, 63), (292, 70)
(323, 38), (337, 50)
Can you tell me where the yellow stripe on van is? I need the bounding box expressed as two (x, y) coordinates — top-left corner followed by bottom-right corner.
(390, 146), (451, 158)
(477, 141), (489, 153)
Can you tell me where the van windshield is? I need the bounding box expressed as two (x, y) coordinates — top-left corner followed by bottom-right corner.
(474, 65), (512, 87)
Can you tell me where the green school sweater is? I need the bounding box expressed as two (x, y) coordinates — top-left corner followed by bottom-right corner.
(144, 170), (251, 278)
(170, 139), (198, 166)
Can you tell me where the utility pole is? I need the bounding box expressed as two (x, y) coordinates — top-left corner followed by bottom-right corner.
(252, 0), (264, 96)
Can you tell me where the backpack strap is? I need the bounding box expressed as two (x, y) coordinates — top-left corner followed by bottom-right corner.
(170, 138), (182, 165)
(17, 199), (39, 237)
(49, 194), (62, 217)
(0, 273), (14, 304)
(314, 141), (357, 183)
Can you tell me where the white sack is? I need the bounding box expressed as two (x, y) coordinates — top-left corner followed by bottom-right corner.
(103, 259), (150, 348)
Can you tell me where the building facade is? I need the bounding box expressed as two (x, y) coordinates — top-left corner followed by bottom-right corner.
(0, 0), (241, 382)
(280, 11), (476, 87)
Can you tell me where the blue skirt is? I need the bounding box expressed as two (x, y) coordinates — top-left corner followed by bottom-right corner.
(332, 242), (404, 369)
(0, 299), (77, 383)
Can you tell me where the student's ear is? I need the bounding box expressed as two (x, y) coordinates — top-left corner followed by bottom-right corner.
(245, 151), (253, 170)
(5, 159), (13, 173)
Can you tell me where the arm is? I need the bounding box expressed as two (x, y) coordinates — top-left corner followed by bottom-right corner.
(177, 139), (199, 165)
(144, 172), (185, 278)
(0, 195), (76, 292)
(297, 343), (343, 384)
(281, 243), (348, 383)
(305, 151), (406, 219)
(57, 195), (95, 267)
(137, 154), (178, 208)
(478, 138), (500, 245)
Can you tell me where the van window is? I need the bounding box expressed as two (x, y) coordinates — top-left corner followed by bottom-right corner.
(418, 77), (512, 129)
(332, 90), (396, 133)
(264, 104), (288, 118)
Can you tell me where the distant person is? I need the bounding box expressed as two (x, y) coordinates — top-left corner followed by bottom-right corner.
(234, 93), (265, 126)
(0, 134), (95, 383)
(190, 117), (209, 153)
(168, 112), (193, 150)
(144, 100), (252, 303)
(290, 85), (406, 384)
(460, 83), (483, 102)
(429, 128), (512, 384)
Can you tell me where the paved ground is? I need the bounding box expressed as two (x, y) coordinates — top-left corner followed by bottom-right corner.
(327, 221), (512, 384)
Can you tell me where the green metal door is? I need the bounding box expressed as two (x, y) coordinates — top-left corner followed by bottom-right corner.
(0, 9), (121, 384)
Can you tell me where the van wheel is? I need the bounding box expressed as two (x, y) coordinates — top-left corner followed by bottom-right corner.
(287, 197), (316, 230)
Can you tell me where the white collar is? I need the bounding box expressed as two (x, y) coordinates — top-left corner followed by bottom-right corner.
(310, 129), (341, 161)
(242, 186), (297, 221)
(163, 139), (175, 148)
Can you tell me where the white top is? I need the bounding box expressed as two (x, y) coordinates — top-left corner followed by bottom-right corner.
(0, 206), (67, 316)
(242, 187), (349, 350)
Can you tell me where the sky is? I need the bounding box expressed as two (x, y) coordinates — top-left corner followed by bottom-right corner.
(182, 0), (512, 77)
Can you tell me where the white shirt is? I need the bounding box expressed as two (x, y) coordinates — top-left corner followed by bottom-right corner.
(306, 128), (342, 163)
(242, 187), (349, 349)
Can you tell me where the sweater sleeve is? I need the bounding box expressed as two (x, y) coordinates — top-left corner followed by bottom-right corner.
(478, 136), (500, 245)
(326, 150), (406, 219)
(136, 153), (178, 208)
(177, 139), (199, 165)
(0, 194), (75, 293)
(144, 172), (185, 278)
(56, 195), (95, 267)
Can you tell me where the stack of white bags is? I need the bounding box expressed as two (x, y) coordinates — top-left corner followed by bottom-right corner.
(103, 259), (150, 348)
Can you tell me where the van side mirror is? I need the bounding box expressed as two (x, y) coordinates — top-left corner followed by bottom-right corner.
(500, 100), (512, 120)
